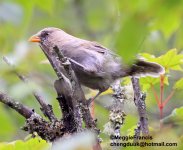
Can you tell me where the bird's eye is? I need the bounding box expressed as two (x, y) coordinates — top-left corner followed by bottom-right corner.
(41, 31), (49, 37)
(41, 31), (50, 41)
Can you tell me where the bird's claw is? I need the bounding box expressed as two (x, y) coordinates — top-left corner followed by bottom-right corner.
(62, 60), (70, 66)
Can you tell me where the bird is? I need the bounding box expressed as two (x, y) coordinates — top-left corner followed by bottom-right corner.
(29, 27), (165, 103)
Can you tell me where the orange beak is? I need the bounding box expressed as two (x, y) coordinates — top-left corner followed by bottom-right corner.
(28, 35), (41, 42)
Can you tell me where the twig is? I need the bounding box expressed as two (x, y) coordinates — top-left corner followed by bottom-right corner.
(0, 91), (33, 119)
(159, 75), (165, 120)
(150, 84), (160, 106)
(40, 45), (65, 79)
(3, 56), (57, 122)
(23, 113), (64, 142)
(103, 80), (126, 149)
(0, 91), (65, 142)
(131, 77), (149, 138)
(33, 92), (56, 121)
(54, 79), (79, 133)
(163, 90), (175, 107)
(160, 75), (164, 107)
(111, 80), (126, 136)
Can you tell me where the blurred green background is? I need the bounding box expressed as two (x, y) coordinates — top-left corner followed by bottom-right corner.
(0, 0), (183, 149)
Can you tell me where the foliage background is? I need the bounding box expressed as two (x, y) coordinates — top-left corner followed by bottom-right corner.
(0, 0), (183, 149)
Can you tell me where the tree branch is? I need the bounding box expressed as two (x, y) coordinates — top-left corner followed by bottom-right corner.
(33, 92), (56, 122)
(109, 80), (126, 136)
(1, 44), (102, 149)
(131, 77), (149, 138)
(3, 56), (57, 122)
(53, 46), (98, 130)
(40, 45), (99, 133)
(0, 91), (33, 119)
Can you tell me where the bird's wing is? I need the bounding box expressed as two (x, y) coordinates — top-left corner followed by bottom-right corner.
(81, 41), (118, 57)
(69, 57), (107, 77)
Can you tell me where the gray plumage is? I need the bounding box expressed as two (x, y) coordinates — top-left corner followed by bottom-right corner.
(30, 27), (165, 93)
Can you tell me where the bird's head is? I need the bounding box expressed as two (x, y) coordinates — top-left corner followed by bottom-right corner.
(29, 27), (61, 45)
(29, 27), (70, 53)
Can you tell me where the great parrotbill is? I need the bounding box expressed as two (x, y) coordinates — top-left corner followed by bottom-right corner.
(29, 27), (164, 100)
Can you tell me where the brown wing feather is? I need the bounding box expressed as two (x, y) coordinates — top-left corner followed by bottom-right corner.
(85, 41), (118, 57)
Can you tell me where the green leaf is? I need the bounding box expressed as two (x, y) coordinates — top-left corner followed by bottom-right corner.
(173, 78), (183, 90)
(141, 49), (183, 72)
(140, 77), (159, 90)
(162, 107), (183, 126)
(0, 138), (50, 150)
(139, 53), (155, 60)
(140, 76), (169, 91)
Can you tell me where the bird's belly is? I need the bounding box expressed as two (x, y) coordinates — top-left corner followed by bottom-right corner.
(75, 71), (112, 92)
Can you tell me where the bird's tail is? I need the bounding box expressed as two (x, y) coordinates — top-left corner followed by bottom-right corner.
(127, 60), (165, 77)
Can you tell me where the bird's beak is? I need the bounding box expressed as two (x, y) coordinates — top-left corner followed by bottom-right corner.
(28, 35), (41, 42)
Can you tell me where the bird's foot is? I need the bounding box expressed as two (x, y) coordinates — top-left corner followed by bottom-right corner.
(62, 60), (70, 66)
(87, 98), (94, 107)
(87, 98), (95, 118)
